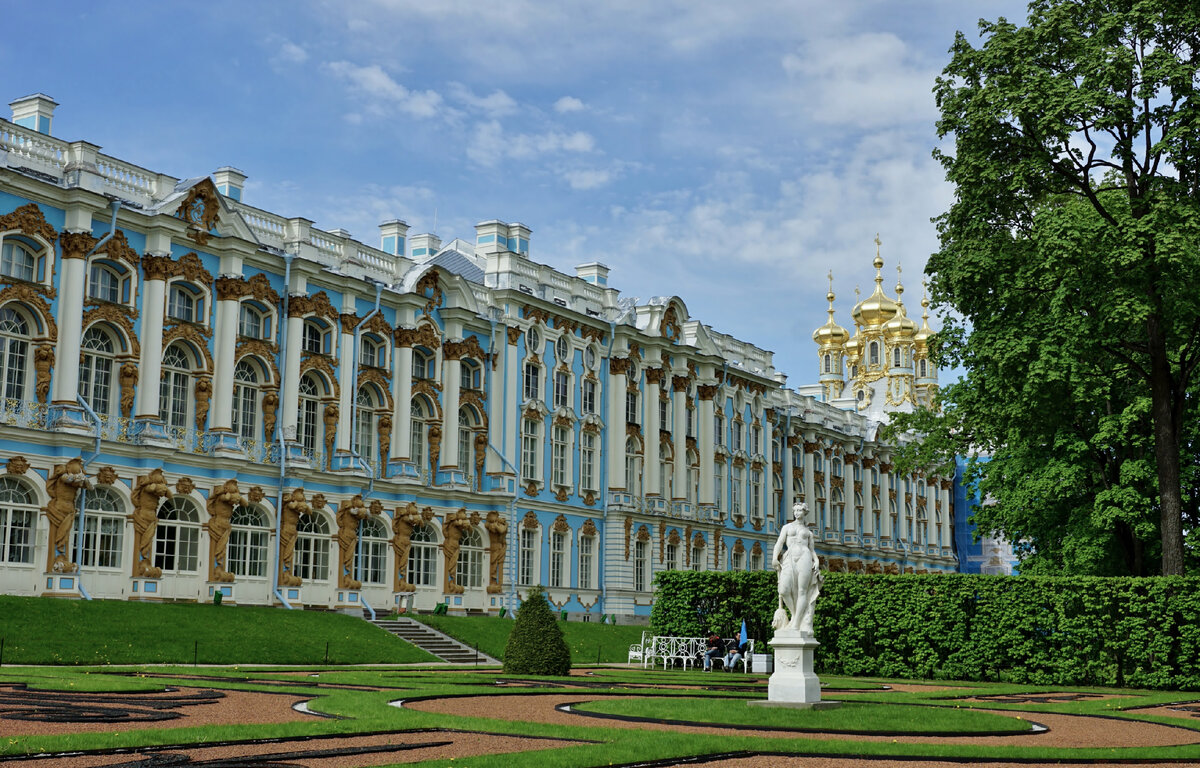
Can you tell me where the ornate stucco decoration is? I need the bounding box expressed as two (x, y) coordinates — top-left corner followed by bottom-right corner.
(141, 254), (175, 282)
(416, 270), (443, 313)
(44, 458), (91, 572)
(608, 357), (631, 376)
(95, 229), (140, 268)
(357, 368), (393, 409)
(644, 367), (665, 386)
(322, 405), (338, 467)
(83, 304), (141, 357)
(473, 431), (488, 480)
(660, 304), (681, 342)
(130, 468), (171, 578)
(300, 351), (340, 396)
(0, 203), (58, 245)
(866, 561), (883, 574)
(441, 508), (472, 594)
(236, 340), (281, 383)
(391, 502), (423, 592)
(279, 488), (312, 587)
(205, 479), (247, 583)
(522, 305), (550, 325)
(580, 325), (605, 344)
(0, 284), (57, 340)
(288, 290), (339, 321)
(485, 510), (509, 593)
(176, 477), (195, 494)
(377, 415), (392, 460)
(582, 490), (596, 506)
(624, 516), (633, 559)
(443, 335), (489, 364)
(637, 524), (651, 545)
(848, 560), (864, 573)
(176, 181), (221, 246)
(336, 495), (370, 589)
(5, 456), (29, 475)
(394, 322), (441, 350)
(506, 326), (521, 345)
(459, 387), (487, 413)
(552, 514), (571, 534)
(194, 377), (213, 432)
(60, 231), (98, 261)
(34, 345), (53, 404)
(696, 384), (718, 401)
(625, 423), (643, 444)
(552, 315), (578, 334)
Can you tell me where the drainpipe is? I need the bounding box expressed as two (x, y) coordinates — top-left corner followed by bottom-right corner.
(598, 320), (616, 618)
(486, 310), (521, 618)
(70, 393), (103, 601)
(84, 199), (121, 259)
(348, 279), (383, 621)
(272, 254), (296, 610)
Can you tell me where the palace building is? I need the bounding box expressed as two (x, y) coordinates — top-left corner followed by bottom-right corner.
(0, 93), (957, 618)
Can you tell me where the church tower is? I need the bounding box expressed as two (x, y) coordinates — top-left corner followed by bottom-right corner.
(812, 273), (849, 401)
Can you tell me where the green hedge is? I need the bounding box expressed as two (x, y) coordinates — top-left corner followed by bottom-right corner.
(650, 571), (1200, 689)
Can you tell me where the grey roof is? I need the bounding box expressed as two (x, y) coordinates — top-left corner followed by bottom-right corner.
(428, 248), (484, 284)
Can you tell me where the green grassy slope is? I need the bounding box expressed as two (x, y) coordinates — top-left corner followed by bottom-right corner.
(414, 613), (646, 663)
(0, 595), (436, 664)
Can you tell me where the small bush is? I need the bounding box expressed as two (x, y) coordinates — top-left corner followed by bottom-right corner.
(503, 586), (571, 675)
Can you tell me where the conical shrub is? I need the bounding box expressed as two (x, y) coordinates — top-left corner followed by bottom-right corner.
(503, 585), (571, 675)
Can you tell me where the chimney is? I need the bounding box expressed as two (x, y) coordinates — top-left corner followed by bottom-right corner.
(379, 219), (409, 256)
(10, 93), (58, 136)
(474, 220), (508, 256)
(409, 233), (441, 261)
(213, 166), (247, 201)
(509, 222), (531, 255)
(575, 261), (610, 286)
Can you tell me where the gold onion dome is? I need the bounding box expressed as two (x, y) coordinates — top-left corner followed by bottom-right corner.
(883, 280), (918, 339)
(914, 288), (934, 349)
(812, 284), (849, 346)
(852, 253), (900, 327)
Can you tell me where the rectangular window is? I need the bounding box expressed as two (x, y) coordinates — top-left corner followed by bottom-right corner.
(658, 398), (669, 428)
(626, 390), (638, 424)
(458, 427), (472, 472)
(578, 535), (594, 590)
(582, 379), (596, 414)
(359, 540), (387, 585)
(751, 425), (761, 453)
(554, 370), (569, 408)
(732, 549), (744, 571)
(76, 515), (123, 569)
(750, 470), (762, 522)
(732, 423), (742, 452)
(550, 531), (566, 588)
(731, 466), (742, 516)
(714, 462), (725, 512)
(519, 527), (537, 585)
(457, 547), (483, 588)
(551, 425), (569, 487)
(0, 507), (33, 564)
(229, 528), (268, 577)
(665, 542), (677, 570)
(521, 419), (540, 482)
(634, 539), (648, 592)
(715, 415), (723, 447)
(523, 363), (540, 400)
(580, 431), (597, 490)
(409, 542), (436, 586)
(691, 546), (702, 571)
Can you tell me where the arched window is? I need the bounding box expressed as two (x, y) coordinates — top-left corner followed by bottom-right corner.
(772, 472), (783, 521)
(411, 396), (431, 468)
(409, 523), (438, 586)
(238, 303), (267, 339)
(578, 532), (596, 590)
(833, 487), (845, 532)
(869, 341), (879, 367)
(549, 529), (567, 588)
(88, 263), (121, 303)
(357, 516), (388, 585)
(302, 320), (330, 355)
(625, 437), (642, 496)
(413, 348), (434, 379)
(355, 387), (379, 467)
(555, 334), (569, 363)
(0, 477), (35, 564)
(456, 526), (484, 589)
(919, 359), (928, 378)
(360, 335), (384, 368)
(154, 497), (200, 573)
(228, 505), (269, 577)
(0, 241), (37, 281)
(160, 344), (195, 430)
(79, 327), (117, 416)
(232, 360), (260, 440)
(458, 405), (481, 473)
(297, 374), (321, 454)
(0, 307), (31, 401)
(460, 359), (482, 390)
(75, 487), (123, 569)
(295, 513), (331, 581)
(167, 283), (203, 323)
(823, 353), (831, 373)
(893, 347), (902, 367)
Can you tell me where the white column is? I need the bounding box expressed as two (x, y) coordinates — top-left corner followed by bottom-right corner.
(644, 369), (661, 495)
(879, 463), (893, 543)
(392, 340), (412, 459)
(863, 460), (875, 538)
(52, 235), (88, 405)
(671, 375), (687, 499)
(135, 270), (167, 418)
(782, 434), (795, 514)
(802, 443), (815, 524)
(504, 330), (520, 468)
(281, 312), (304, 435)
(485, 334), (503, 474)
(606, 360), (628, 489)
(698, 386), (715, 505)
(336, 325), (354, 452)
(442, 354), (461, 467)
(758, 419), (770, 520)
(210, 294), (239, 432)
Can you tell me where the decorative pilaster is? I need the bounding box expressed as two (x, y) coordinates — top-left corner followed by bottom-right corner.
(698, 384), (716, 506)
(209, 277), (241, 454)
(50, 231), (94, 429)
(671, 375), (687, 500)
(644, 368), (662, 495)
(439, 339), (465, 485)
(607, 358), (629, 489)
(280, 307), (304, 445)
(389, 335), (414, 477)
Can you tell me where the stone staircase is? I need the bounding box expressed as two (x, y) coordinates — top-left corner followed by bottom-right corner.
(367, 616), (499, 664)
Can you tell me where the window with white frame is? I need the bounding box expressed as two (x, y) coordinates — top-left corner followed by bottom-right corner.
(228, 505), (269, 577)
(298, 374), (321, 454)
(634, 539), (649, 591)
(232, 360), (260, 440)
(167, 283), (203, 323)
(525, 326), (541, 352)
(625, 438), (642, 496)
(549, 530), (567, 588)
(360, 335), (384, 368)
(409, 524), (438, 586)
(551, 424), (570, 487)
(625, 389), (639, 424)
(521, 418), (541, 482)
(686, 450), (698, 502)
(411, 396), (432, 468)
(159, 344), (193, 430)
(357, 516), (388, 585)
(302, 320), (329, 355)
(354, 387), (378, 466)
(238, 303), (266, 339)
(555, 334), (569, 363)
(580, 431), (597, 491)
(412, 348), (434, 379)
(585, 345), (597, 369)
(154, 497), (200, 573)
(0, 308), (30, 401)
(658, 397), (669, 428)
(79, 326), (117, 416)
(750, 469), (762, 524)
(714, 413), (724, 447)
(665, 541), (678, 570)
(460, 359), (481, 390)
(458, 406), (480, 472)
(732, 546), (744, 571)
(523, 362), (541, 401)
(295, 514), (331, 581)
(578, 533), (595, 590)
(731, 466), (743, 516)
(0, 241), (37, 282)
(714, 461), (726, 512)
(74, 487), (123, 569)
(751, 424), (761, 454)
(553, 369), (569, 408)
(732, 421), (742, 452)
(0, 477), (35, 564)
(750, 546), (764, 571)
(519, 526), (537, 586)
(457, 527), (484, 588)
(88, 263), (121, 303)
(582, 378), (596, 414)
(691, 541), (704, 571)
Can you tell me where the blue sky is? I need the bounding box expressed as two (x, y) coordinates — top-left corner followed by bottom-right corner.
(5, 0), (1026, 387)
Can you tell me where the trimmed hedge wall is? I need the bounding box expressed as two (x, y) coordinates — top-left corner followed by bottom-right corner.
(650, 571), (1200, 689)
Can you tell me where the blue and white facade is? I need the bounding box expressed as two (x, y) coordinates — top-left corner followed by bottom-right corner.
(0, 94), (957, 618)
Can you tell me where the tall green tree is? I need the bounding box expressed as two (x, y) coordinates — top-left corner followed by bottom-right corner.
(919, 0), (1200, 574)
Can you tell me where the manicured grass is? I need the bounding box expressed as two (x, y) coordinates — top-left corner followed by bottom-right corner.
(0, 595), (436, 665)
(572, 696), (1034, 734)
(414, 613), (647, 663)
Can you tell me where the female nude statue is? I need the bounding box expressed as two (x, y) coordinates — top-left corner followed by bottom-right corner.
(771, 502), (823, 636)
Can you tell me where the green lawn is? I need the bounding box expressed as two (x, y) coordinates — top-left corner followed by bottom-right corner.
(572, 696), (1034, 734)
(414, 613), (646, 663)
(0, 595), (436, 665)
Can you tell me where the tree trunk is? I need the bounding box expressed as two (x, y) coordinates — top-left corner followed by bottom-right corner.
(1148, 316), (1185, 575)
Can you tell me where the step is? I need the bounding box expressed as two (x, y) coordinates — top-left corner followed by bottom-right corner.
(366, 616), (500, 665)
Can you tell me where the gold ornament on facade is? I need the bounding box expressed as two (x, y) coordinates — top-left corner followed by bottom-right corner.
(391, 502), (423, 591)
(357, 367), (393, 409)
(236, 337), (280, 369)
(660, 304), (682, 342)
(176, 477), (195, 494)
(0, 284), (58, 341)
(427, 423), (441, 474)
(44, 457), (90, 573)
(879, 462), (893, 474)
(336, 495), (370, 589)
(866, 561), (883, 574)
(95, 466), (117, 485)
(554, 487), (569, 502)
(141, 254), (175, 282)
(625, 423), (643, 443)
(582, 490), (596, 506)
(580, 325), (605, 344)
(552, 513), (570, 534)
(4, 456), (29, 475)
(552, 315), (578, 334)
(323, 404), (338, 468)
(193, 377), (213, 432)
(696, 384), (718, 401)
(130, 468), (171, 578)
(118, 361), (138, 418)
(60, 231), (98, 260)
(848, 560), (864, 573)
(415, 270), (443, 313)
(84, 304), (142, 357)
(299, 352), (339, 397)
(644, 367), (665, 386)
(485, 510), (508, 593)
(176, 181), (221, 246)
(608, 357), (631, 376)
(206, 479), (247, 583)
(521, 305), (550, 325)
(289, 290), (339, 321)
(440, 508), (473, 594)
(279, 488), (311, 586)
(94, 229), (140, 267)
(505, 326), (521, 345)
(32, 344), (54, 404)
(636, 524), (650, 543)
(260, 390), (280, 438)
(623, 516), (633, 560)
(0, 203), (58, 245)
(522, 481), (538, 497)
(376, 415), (392, 461)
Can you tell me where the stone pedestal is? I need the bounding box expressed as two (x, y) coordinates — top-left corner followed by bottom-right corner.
(130, 578), (162, 600)
(748, 630), (840, 710)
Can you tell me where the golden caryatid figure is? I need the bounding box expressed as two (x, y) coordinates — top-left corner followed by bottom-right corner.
(130, 468), (172, 578)
(391, 502), (424, 592)
(205, 479), (247, 583)
(336, 495), (370, 589)
(485, 510), (509, 594)
(441, 508), (473, 594)
(44, 457), (91, 573)
(279, 488), (311, 587)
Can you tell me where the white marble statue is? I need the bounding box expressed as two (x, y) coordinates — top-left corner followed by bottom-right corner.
(771, 502), (823, 636)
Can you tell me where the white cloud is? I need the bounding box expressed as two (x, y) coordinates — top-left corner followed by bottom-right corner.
(325, 61), (444, 119)
(554, 96), (585, 113)
(466, 120), (597, 167)
(563, 169), (612, 190)
(273, 40), (309, 66)
(448, 83), (518, 116)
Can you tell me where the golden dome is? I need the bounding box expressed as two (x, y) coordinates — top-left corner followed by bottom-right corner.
(914, 289), (934, 348)
(851, 252), (899, 327)
(883, 280), (917, 339)
(843, 328), (863, 359)
(812, 285), (849, 346)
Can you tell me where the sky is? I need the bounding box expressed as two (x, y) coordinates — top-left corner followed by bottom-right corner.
(4, 0), (1028, 389)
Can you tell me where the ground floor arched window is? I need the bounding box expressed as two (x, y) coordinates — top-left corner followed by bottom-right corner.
(229, 505), (270, 577)
(154, 497), (200, 573)
(296, 514), (331, 582)
(357, 516), (388, 585)
(456, 527), (484, 589)
(409, 523), (438, 586)
(0, 477), (35, 564)
(75, 487), (124, 569)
